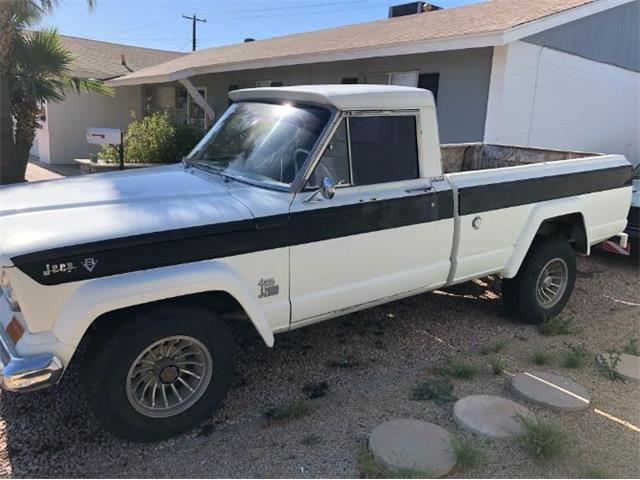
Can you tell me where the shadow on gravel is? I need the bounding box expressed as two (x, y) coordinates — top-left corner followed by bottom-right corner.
(0, 279), (504, 477)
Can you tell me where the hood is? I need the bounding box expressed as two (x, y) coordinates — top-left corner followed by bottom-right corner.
(0, 164), (254, 265)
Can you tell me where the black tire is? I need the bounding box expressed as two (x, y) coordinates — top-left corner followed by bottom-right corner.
(501, 238), (576, 324)
(82, 302), (234, 442)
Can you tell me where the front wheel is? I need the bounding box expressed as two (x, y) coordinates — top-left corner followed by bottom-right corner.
(502, 238), (577, 324)
(82, 303), (234, 441)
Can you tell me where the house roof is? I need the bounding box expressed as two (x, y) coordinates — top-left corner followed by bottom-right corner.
(228, 84), (435, 110)
(59, 35), (184, 80)
(109, 0), (631, 87)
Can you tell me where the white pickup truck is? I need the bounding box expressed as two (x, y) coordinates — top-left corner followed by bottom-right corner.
(0, 85), (633, 440)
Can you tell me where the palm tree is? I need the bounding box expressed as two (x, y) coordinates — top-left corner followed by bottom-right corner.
(0, 0), (101, 185)
(9, 28), (113, 181)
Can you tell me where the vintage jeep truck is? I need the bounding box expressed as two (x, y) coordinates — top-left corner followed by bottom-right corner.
(0, 85), (633, 440)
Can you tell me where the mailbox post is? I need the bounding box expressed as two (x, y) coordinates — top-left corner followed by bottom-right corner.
(86, 128), (124, 170)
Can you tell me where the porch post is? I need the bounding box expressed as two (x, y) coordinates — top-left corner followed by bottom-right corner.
(178, 78), (215, 125)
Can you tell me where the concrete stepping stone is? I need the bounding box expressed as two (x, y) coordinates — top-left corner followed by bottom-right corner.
(453, 395), (534, 438)
(368, 419), (456, 477)
(615, 353), (640, 383)
(511, 371), (591, 411)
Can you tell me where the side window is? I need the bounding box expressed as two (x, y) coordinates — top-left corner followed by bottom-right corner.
(349, 116), (419, 185)
(307, 120), (350, 188)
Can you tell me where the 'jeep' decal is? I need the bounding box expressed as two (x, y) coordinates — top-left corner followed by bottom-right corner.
(258, 278), (279, 298)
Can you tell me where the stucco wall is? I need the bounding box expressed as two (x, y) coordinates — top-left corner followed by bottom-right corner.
(185, 47), (494, 143)
(484, 41), (639, 166)
(44, 86), (142, 164)
(524, 0), (639, 72)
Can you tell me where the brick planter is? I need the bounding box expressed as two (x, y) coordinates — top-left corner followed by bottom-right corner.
(74, 158), (160, 174)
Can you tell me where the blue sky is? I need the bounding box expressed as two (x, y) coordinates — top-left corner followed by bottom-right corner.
(39, 0), (481, 52)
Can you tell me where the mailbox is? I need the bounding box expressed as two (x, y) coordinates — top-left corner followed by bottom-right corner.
(86, 128), (121, 145)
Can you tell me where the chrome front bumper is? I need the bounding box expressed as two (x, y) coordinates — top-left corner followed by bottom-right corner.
(0, 324), (63, 392)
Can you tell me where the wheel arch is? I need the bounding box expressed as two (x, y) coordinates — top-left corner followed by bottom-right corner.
(502, 199), (587, 279)
(53, 264), (277, 358)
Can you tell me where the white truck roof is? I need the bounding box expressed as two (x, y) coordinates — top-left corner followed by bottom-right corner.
(228, 84), (435, 111)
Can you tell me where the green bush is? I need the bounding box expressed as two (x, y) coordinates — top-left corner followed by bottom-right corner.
(98, 112), (203, 164)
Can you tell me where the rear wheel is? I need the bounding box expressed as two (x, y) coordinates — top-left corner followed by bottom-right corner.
(502, 238), (576, 324)
(82, 303), (234, 441)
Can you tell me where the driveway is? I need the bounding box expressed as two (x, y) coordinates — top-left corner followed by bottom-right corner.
(0, 252), (638, 478)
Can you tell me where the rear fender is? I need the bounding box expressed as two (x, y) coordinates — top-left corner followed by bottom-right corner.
(53, 262), (276, 348)
(502, 197), (586, 278)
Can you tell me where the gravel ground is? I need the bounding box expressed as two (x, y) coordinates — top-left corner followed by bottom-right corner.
(0, 251), (638, 478)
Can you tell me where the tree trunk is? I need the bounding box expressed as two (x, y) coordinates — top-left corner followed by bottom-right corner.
(0, 1), (19, 185)
(13, 102), (39, 182)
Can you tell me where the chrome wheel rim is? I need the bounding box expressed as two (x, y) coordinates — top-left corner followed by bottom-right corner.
(535, 258), (568, 308)
(126, 336), (212, 418)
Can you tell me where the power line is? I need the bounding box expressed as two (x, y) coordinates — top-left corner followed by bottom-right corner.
(182, 13), (207, 51)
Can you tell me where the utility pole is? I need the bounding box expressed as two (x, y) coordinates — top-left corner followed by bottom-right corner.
(182, 13), (207, 51)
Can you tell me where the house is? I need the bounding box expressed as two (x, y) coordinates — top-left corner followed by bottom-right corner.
(108, 0), (639, 166)
(31, 35), (183, 165)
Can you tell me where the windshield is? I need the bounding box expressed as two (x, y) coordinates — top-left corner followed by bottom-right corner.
(186, 102), (331, 188)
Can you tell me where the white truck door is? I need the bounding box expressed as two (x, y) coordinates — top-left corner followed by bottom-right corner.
(289, 113), (454, 323)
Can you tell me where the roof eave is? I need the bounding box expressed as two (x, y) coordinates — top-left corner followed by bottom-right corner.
(108, 0), (635, 88)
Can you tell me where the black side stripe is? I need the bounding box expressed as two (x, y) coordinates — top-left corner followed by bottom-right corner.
(290, 191), (452, 245)
(458, 165), (632, 216)
(12, 191), (452, 286)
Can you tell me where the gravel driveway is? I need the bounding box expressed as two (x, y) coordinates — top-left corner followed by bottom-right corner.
(0, 251), (638, 478)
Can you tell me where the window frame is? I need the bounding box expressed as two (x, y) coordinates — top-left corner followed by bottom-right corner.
(299, 109), (423, 192)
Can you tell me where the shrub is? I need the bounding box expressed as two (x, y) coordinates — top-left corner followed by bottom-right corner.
(517, 415), (568, 460)
(489, 355), (506, 375)
(411, 378), (456, 404)
(451, 436), (484, 470)
(263, 399), (312, 427)
(596, 351), (622, 380)
(532, 350), (552, 365)
(98, 111), (203, 164)
(539, 315), (579, 336)
(562, 342), (589, 368)
(622, 338), (640, 356)
(480, 340), (506, 355)
(439, 360), (478, 379)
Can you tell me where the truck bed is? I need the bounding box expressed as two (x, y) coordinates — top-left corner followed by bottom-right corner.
(441, 143), (596, 173)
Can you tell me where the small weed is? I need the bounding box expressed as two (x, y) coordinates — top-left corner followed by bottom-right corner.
(622, 337), (640, 356)
(451, 436), (484, 470)
(562, 342), (589, 368)
(582, 466), (611, 478)
(531, 350), (552, 365)
(263, 399), (312, 427)
(596, 351), (622, 380)
(488, 356), (506, 375)
(411, 378), (456, 404)
(480, 339), (506, 355)
(539, 315), (579, 336)
(439, 360), (478, 379)
(356, 445), (434, 479)
(300, 434), (323, 447)
(517, 415), (568, 460)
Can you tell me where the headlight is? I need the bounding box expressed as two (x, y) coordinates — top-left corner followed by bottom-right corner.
(0, 270), (20, 312)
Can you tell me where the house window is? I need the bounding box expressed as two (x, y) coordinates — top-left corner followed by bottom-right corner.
(418, 73), (440, 103)
(363, 71), (418, 87)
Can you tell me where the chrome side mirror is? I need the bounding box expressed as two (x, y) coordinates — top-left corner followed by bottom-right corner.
(304, 176), (336, 203)
(320, 176), (336, 200)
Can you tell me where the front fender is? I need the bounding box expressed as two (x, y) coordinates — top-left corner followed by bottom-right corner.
(502, 197), (586, 278)
(52, 262), (276, 348)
